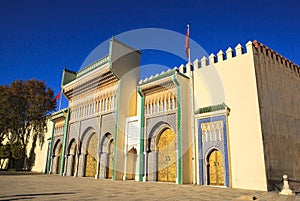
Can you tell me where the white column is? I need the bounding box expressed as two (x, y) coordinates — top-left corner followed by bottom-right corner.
(176, 150), (179, 184)
(49, 156), (54, 174)
(78, 153), (86, 177)
(74, 153), (79, 177)
(52, 156), (59, 174)
(95, 152), (101, 179)
(123, 152), (128, 181)
(63, 154), (68, 176)
(143, 151), (148, 182)
(66, 155), (74, 176)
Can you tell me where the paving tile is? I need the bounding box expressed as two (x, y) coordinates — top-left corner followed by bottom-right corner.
(0, 173), (298, 201)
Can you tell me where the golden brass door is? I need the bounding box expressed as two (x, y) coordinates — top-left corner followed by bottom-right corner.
(157, 129), (176, 182)
(108, 140), (114, 179)
(208, 150), (224, 186)
(85, 135), (98, 177)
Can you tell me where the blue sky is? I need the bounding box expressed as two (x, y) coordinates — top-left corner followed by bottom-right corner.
(0, 0), (299, 109)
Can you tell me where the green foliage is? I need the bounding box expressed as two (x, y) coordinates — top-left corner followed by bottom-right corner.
(10, 142), (23, 160)
(0, 79), (56, 169)
(0, 144), (10, 159)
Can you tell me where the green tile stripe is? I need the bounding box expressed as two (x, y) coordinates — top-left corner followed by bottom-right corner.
(137, 87), (144, 181)
(172, 73), (182, 184)
(47, 121), (55, 173)
(60, 107), (70, 176)
(112, 81), (121, 180)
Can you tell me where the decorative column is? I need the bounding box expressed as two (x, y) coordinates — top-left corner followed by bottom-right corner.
(99, 152), (108, 178)
(123, 152), (128, 181)
(176, 149), (179, 184)
(63, 154), (68, 176)
(66, 154), (74, 176)
(74, 153), (79, 177)
(153, 151), (158, 181)
(52, 156), (59, 174)
(95, 152), (101, 179)
(49, 156), (54, 174)
(143, 151), (148, 182)
(77, 153), (86, 177)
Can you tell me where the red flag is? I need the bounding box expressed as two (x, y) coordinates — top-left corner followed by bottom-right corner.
(185, 23), (190, 60)
(55, 92), (61, 100)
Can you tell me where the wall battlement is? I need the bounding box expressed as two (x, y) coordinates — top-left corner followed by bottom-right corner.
(253, 40), (300, 77)
(192, 41), (252, 69)
(139, 40), (300, 84)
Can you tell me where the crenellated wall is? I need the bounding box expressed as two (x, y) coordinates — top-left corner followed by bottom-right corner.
(252, 40), (300, 190)
(193, 41), (268, 191)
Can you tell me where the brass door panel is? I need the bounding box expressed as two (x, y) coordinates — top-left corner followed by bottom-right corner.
(85, 135), (98, 177)
(85, 153), (97, 177)
(208, 150), (224, 186)
(157, 129), (176, 182)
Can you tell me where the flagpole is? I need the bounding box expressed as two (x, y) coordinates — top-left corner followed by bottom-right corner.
(185, 23), (191, 63)
(186, 22), (196, 184)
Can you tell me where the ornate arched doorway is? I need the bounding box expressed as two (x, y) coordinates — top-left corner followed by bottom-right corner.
(157, 128), (176, 182)
(108, 139), (114, 179)
(207, 149), (224, 186)
(85, 134), (98, 177)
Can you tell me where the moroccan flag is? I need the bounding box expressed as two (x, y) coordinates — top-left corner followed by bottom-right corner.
(55, 92), (61, 100)
(185, 23), (190, 60)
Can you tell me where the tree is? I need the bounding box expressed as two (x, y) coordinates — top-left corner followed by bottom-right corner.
(0, 79), (56, 170)
(0, 85), (10, 146)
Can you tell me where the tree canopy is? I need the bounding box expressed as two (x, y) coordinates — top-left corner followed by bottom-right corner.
(0, 79), (56, 169)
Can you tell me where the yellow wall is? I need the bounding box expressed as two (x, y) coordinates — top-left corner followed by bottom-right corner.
(193, 42), (267, 190)
(177, 73), (193, 184)
(114, 64), (140, 180)
(30, 118), (53, 173)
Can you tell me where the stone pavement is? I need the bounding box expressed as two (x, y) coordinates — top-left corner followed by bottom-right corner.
(0, 173), (299, 201)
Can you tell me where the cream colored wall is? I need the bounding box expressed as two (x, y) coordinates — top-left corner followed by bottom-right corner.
(193, 42), (267, 190)
(252, 43), (300, 189)
(30, 118), (53, 173)
(177, 74), (193, 184)
(114, 65), (140, 180)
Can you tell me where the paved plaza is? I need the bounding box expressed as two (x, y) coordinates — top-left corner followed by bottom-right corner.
(0, 173), (299, 201)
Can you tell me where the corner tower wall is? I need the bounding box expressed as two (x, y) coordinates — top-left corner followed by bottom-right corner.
(252, 41), (300, 190)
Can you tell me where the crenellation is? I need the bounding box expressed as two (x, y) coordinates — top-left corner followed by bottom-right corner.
(235, 44), (244, 56)
(201, 56), (208, 67)
(179, 64), (185, 74)
(193, 59), (200, 69)
(217, 50), (225, 62)
(253, 40), (300, 77)
(209, 53), (216, 64)
(194, 42), (252, 69)
(246, 41), (252, 53)
(226, 47), (234, 59)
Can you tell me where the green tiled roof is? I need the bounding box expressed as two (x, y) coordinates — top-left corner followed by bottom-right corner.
(195, 103), (229, 114)
(76, 55), (109, 78)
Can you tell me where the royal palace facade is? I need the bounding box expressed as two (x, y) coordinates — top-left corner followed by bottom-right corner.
(36, 38), (299, 191)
